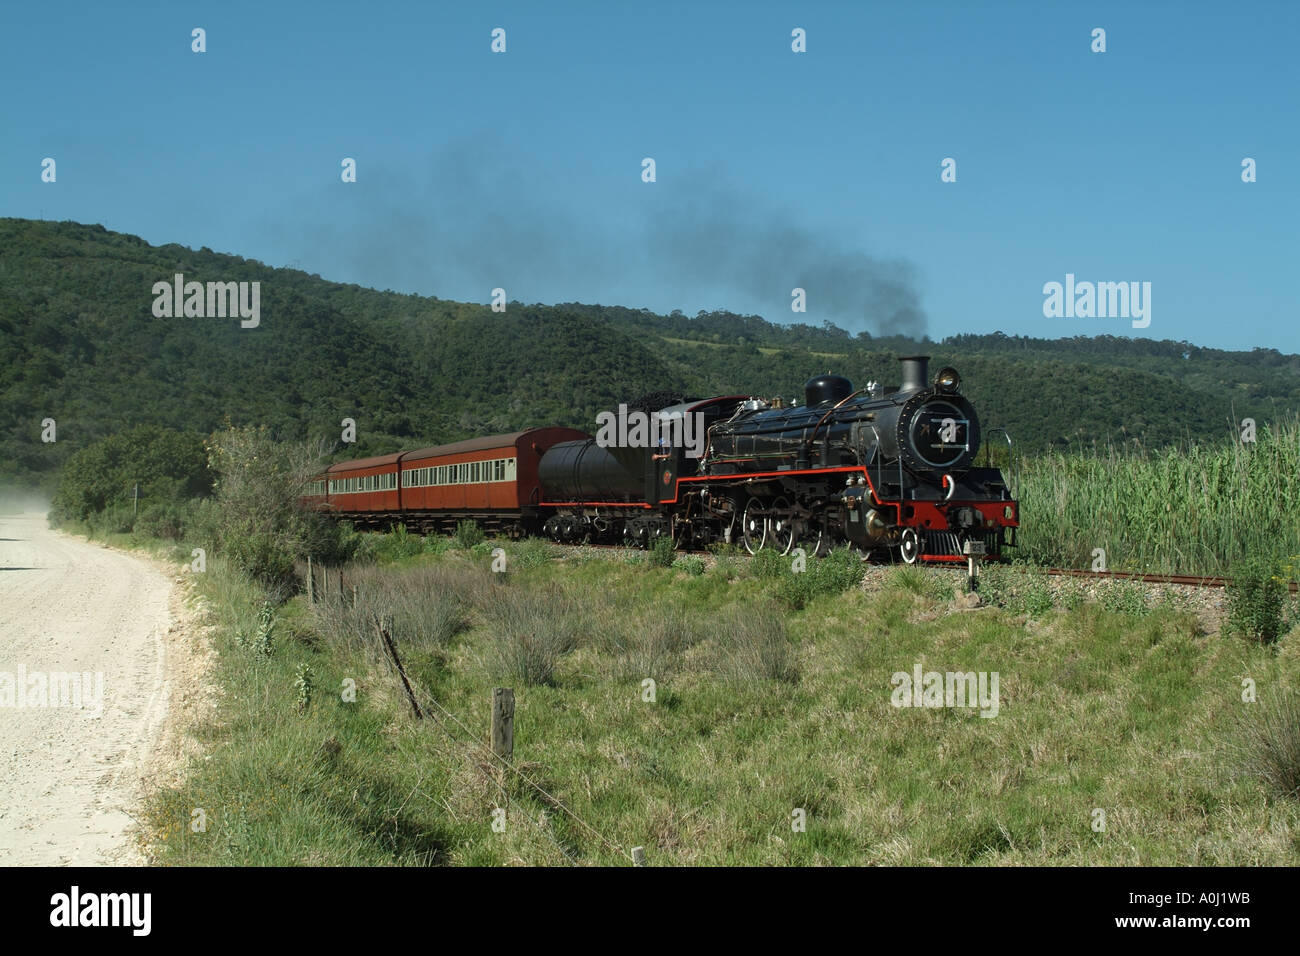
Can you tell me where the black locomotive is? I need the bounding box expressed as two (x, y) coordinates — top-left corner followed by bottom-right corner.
(538, 356), (1018, 563)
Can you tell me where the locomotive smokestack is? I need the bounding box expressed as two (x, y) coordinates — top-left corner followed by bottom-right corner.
(898, 355), (929, 393)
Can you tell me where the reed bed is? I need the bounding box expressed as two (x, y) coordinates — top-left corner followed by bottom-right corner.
(1014, 416), (1300, 576)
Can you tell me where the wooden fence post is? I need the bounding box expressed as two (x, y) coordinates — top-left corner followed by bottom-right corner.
(375, 614), (423, 720)
(491, 688), (514, 790)
(306, 555), (315, 603)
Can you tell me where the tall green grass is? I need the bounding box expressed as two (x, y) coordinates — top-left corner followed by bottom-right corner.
(1015, 415), (1300, 576)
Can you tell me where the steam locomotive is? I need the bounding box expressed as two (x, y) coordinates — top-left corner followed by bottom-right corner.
(305, 356), (1018, 563)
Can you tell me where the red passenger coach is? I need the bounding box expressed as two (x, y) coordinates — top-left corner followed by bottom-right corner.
(315, 427), (588, 536)
(324, 452), (402, 514)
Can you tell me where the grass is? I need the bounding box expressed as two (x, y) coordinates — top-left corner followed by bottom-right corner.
(140, 528), (1300, 866)
(1015, 416), (1300, 576)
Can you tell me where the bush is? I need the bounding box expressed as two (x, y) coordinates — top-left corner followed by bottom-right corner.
(775, 548), (865, 610)
(50, 425), (210, 522)
(423, 535), (453, 556)
(310, 562), (478, 661)
(674, 555), (705, 576)
(183, 498), (223, 549)
(453, 519), (484, 550)
(298, 513), (363, 565)
(1097, 579), (1148, 617)
(133, 502), (188, 541)
(481, 584), (581, 686)
(88, 503), (136, 536)
(1227, 557), (1287, 643)
(750, 547), (786, 579)
(359, 525), (424, 563)
(610, 606), (699, 680)
(511, 537), (556, 570)
(712, 553), (739, 581)
(648, 535), (675, 568)
(1226, 689), (1300, 798)
(710, 604), (798, 683)
(1015, 577), (1055, 617)
(227, 531), (296, 599)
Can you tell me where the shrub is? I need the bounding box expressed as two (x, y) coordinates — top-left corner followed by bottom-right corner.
(133, 502), (188, 541)
(511, 537), (556, 570)
(309, 562), (479, 658)
(775, 548), (865, 610)
(1015, 577), (1055, 617)
(750, 547), (786, 579)
(1226, 689), (1300, 798)
(1097, 579), (1148, 617)
(648, 535), (675, 568)
(612, 606), (699, 680)
(710, 604), (798, 683)
(674, 555), (705, 576)
(481, 584), (582, 686)
(227, 531), (296, 599)
(712, 553), (739, 581)
(50, 425), (210, 522)
(423, 535), (453, 555)
(298, 513), (363, 565)
(453, 519), (484, 550)
(1060, 580), (1087, 612)
(358, 525), (425, 563)
(89, 503), (136, 536)
(1227, 557), (1287, 643)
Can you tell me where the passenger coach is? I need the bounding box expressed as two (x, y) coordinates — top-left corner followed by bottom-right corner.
(305, 427), (588, 536)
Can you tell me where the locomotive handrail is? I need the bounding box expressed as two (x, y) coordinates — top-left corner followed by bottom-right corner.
(803, 388), (866, 465)
(869, 423), (883, 496)
(983, 427), (1016, 498)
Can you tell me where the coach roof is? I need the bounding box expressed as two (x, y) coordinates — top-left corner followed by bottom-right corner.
(400, 431), (542, 463)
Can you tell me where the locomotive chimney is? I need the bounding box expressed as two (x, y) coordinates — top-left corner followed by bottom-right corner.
(898, 355), (929, 393)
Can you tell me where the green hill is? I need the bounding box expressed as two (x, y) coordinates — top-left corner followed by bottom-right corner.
(3, 218), (1297, 488)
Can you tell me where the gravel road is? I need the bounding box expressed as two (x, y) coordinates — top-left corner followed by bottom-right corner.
(0, 512), (173, 865)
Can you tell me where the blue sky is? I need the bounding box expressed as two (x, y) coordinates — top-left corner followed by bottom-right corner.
(3, 0), (1296, 351)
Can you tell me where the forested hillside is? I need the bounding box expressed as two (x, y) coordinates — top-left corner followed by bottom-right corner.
(3, 218), (1297, 488)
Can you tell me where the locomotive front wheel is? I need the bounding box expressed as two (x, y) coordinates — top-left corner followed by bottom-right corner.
(768, 497), (795, 555)
(741, 498), (767, 555)
(900, 528), (921, 564)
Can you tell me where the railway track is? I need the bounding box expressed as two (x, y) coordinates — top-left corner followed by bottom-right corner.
(572, 541), (1300, 594)
(1040, 566), (1300, 595)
